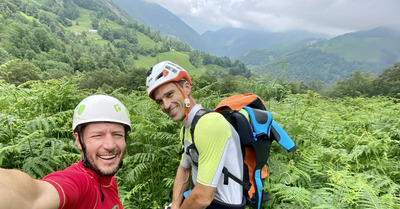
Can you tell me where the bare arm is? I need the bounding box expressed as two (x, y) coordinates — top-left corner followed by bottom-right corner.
(170, 165), (190, 209)
(0, 168), (60, 209)
(180, 182), (215, 209)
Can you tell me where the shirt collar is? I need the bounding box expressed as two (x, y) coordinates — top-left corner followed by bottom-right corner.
(182, 104), (203, 128)
(77, 159), (114, 186)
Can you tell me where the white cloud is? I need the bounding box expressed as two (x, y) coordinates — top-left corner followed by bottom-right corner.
(145, 0), (400, 36)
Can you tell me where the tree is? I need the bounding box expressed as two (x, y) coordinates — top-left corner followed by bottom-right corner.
(189, 50), (201, 67)
(229, 60), (251, 78)
(91, 17), (99, 29)
(33, 28), (56, 52)
(0, 48), (10, 64)
(112, 67), (147, 91)
(203, 53), (212, 65)
(211, 75), (244, 94)
(373, 62), (400, 98)
(0, 59), (41, 86)
(77, 56), (96, 72)
(192, 74), (218, 90)
(325, 70), (373, 97)
(80, 69), (113, 89)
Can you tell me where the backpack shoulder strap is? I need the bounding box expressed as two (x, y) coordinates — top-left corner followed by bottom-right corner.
(190, 109), (212, 140)
(181, 109), (212, 156)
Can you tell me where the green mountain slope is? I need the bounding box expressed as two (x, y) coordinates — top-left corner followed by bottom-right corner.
(112, 0), (210, 52)
(0, 0), (221, 87)
(316, 27), (400, 63)
(202, 27), (328, 59)
(241, 27), (400, 85)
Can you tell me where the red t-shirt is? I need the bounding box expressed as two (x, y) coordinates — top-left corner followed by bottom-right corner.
(41, 159), (123, 209)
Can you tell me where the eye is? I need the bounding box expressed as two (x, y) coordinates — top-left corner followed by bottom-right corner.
(90, 134), (102, 138)
(166, 91), (173, 98)
(113, 132), (125, 138)
(155, 99), (163, 105)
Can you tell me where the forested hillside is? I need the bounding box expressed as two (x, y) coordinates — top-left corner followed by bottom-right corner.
(112, 0), (209, 52)
(241, 27), (400, 85)
(0, 0), (252, 91)
(0, 0), (399, 208)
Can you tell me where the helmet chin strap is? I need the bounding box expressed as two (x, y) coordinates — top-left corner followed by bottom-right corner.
(184, 98), (190, 107)
(174, 82), (190, 121)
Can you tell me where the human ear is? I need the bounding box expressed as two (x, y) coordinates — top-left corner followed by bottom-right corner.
(74, 132), (83, 150)
(183, 81), (191, 95)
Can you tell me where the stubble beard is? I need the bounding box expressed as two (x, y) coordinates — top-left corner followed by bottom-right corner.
(83, 150), (123, 177)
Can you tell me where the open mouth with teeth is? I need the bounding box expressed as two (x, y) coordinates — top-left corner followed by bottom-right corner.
(99, 155), (117, 159)
(98, 153), (120, 162)
(167, 104), (179, 117)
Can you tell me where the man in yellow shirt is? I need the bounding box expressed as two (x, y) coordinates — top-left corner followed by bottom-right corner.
(146, 61), (245, 209)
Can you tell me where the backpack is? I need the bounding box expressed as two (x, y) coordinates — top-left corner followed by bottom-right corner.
(185, 94), (297, 209)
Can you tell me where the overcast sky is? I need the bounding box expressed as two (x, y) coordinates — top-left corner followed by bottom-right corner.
(145, 0), (400, 37)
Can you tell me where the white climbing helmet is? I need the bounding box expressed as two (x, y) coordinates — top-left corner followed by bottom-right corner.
(72, 95), (131, 131)
(146, 61), (192, 100)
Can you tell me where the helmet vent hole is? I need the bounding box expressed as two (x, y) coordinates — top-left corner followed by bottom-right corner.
(156, 72), (164, 80)
(146, 67), (153, 76)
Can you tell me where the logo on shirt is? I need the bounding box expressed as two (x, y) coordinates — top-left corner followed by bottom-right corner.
(112, 206), (120, 209)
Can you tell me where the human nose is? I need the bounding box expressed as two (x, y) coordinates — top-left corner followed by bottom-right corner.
(103, 134), (116, 150)
(161, 99), (172, 111)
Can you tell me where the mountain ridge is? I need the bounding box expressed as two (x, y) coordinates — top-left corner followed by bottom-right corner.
(112, 0), (210, 52)
(243, 27), (400, 84)
(202, 27), (329, 58)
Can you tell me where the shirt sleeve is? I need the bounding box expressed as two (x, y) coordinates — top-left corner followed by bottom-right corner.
(41, 170), (92, 209)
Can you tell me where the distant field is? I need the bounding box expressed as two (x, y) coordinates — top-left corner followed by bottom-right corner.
(135, 51), (190, 68)
(136, 32), (157, 49)
(134, 52), (206, 76)
(67, 7), (101, 40)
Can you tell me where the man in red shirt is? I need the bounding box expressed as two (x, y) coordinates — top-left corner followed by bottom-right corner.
(0, 94), (131, 209)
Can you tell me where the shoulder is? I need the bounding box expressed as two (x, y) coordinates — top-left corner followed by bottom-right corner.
(41, 164), (92, 187)
(199, 112), (227, 123)
(195, 112), (231, 137)
(40, 164), (98, 208)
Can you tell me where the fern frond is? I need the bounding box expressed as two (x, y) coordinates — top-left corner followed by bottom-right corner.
(124, 162), (148, 182)
(310, 188), (337, 208)
(22, 149), (58, 178)
(0, 144), (22, 167)
(270, 184), (311, 207)
(121, 181), (149, 200)
(163, 177), (175, 188)
(354, 184), (383, 209)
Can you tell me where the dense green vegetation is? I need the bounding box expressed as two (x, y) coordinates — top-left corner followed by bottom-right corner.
(0, 0), (399, 208)
(1, 77), (399, 208)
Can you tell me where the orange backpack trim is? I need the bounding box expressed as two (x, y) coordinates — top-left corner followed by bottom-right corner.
(215, 94), (266, 112)
(244, 147), (268, 199)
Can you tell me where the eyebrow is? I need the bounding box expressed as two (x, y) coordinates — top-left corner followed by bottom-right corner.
(155, 89), (174, 101)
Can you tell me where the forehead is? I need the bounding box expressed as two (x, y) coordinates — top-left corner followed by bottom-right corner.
(84, 122), (125, 132)
(153, 82), (177, 100)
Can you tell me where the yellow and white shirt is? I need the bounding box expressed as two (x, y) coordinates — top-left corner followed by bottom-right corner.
(181, 104), (243, 204)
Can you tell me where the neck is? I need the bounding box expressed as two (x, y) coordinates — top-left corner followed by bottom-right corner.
(182, 104), (202, 127)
